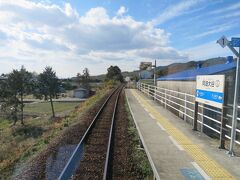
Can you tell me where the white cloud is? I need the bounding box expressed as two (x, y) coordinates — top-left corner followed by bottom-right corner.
(133, 47), (188, 60)
(210, 2), (240, 15)
(0, 0), (188, 77)
(218, 11), (240, 19)
(64, 3), (78, 17)
(117, 6), (127, 16)
(80, 7), (109, 25)
(184, 40), (233, 60)
(189, 22), (237, 40)
(151, 0), (204, 25)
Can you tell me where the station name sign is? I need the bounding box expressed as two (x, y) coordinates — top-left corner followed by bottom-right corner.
(196, 75), (225, 109)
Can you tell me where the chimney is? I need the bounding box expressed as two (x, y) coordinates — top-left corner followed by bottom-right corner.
(226, 56), (233, 64)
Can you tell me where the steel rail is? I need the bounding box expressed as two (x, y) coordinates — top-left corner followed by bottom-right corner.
(103, 86), (123, 180)
(58, 86), (121, 180)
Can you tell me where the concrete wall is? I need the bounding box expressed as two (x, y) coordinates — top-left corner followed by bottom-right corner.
(156, 80), (195, 125)
(157, 70), (236, 104)
(157, 81), (196, 95)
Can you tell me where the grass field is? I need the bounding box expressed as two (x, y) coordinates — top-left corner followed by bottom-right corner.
(0, 102), (81, 178)
(0, 83), (113, 179)
(24, 102), (80, 115)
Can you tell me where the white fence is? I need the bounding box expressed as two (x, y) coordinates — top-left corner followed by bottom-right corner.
(137, 82), (240, 149)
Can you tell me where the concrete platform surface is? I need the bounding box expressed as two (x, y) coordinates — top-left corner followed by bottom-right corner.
(125, 89), (240, 180)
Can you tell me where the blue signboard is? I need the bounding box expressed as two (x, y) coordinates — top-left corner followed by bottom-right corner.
(196, 89), (223, 104)
(230, 37), (240, 47)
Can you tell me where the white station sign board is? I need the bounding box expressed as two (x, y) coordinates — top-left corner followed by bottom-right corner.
(196, 75), (225, 109)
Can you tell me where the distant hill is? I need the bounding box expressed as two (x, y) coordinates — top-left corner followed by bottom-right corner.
(72, 57), (233, 81)
(122, 57), (230, 79)
(155, 57), (227, 77)
(90, 74), (106, 82)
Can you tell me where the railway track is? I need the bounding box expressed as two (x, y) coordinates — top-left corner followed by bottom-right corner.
(58, 85), (123, 179)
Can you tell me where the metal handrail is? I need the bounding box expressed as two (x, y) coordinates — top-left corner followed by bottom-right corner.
(138, 82), (240, 144)
(198, 112), (221, 124)
(197, 120), (221, 134)
(225, 134), (240, 145)
(140, 82), (232, 117)
(226, 114), (240, 121)
(226, 124), (240, 133)
(198, 104), (222, 114)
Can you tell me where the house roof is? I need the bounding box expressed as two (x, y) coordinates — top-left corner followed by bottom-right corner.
(0, 76), (7, 80)
(157, 62), (236, 81)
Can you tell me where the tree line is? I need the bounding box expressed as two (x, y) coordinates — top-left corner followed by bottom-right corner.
(0, 66), (59, 125)
(0, 65), (124, 125)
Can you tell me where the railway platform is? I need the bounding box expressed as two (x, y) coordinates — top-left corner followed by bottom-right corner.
(125, 89), (240, 180)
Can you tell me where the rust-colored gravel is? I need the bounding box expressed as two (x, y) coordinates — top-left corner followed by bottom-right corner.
(72, 88), (119, 179)
(111, 89), (144, 179)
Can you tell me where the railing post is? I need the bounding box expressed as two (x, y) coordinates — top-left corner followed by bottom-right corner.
(184, 93), (187, 121)
(154, 86), (157, 101)
(161, 89), (164, 105)
(148, 85), (150, 96)
(164, 89), (167, 108)
(200, 106), (204, 133)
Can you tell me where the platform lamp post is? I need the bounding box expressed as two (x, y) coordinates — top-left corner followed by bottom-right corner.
(217, 36), (240, 156)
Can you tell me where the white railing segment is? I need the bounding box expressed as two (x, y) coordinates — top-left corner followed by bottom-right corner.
(137, 82), (240, 149)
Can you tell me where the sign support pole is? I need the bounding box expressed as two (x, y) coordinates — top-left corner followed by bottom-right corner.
(217, 36), (240, 155)
(219, 107), (227, 149)
(219, 79), (228, 149)
(193, 102), (198, 131)
(229, 47), (240, 156)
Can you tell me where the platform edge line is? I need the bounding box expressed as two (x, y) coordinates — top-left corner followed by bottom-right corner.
(191, 162), (211, 180)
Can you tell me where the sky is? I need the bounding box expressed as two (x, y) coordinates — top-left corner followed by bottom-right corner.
(0, 0), (239, 78)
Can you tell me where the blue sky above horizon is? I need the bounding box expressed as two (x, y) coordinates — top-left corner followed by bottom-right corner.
(0, 0), (239, 77)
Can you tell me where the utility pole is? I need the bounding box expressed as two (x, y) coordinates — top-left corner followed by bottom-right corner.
(153, 60), (156, 86)
(217, 36), (240, 156)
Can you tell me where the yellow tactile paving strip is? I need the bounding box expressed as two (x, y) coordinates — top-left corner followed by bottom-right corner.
(130, 89), (235, 180)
